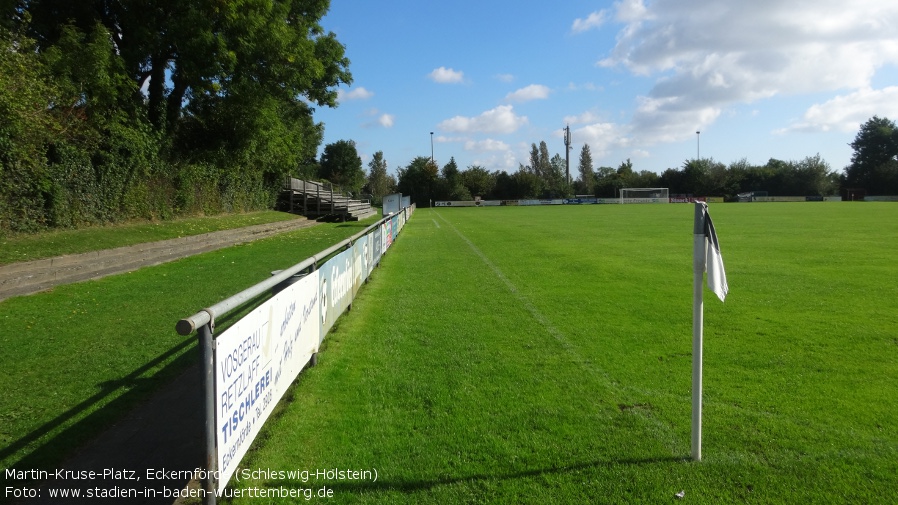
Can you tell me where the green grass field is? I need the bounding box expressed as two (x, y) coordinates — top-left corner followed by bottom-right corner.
(228, 203), (897, 504)
(0, 216), (377, 473)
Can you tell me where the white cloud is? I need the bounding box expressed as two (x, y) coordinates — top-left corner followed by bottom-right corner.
(615, 0), (650, 23)
(505, 84), (551, 102)
(438, 105), (529, 134)
(473, 150), (519, 171)
(568, 82), (601, 92)
(598, 0), (898, 145)
(564, 111), (601, 125)
(378, 114), (395, 128)
(631, 96), (721, 144)
(428, 66), (465, 84)
(464, 139), (510, 153)
(572, 10), (608, 34)
(435, 135), (467, 143)
(361, 110), (395, 129)
(572, 122), (626, 156)
(494, 73), (515, 83)
(779, 86), (898, 134)
(339, 87), (374, 100)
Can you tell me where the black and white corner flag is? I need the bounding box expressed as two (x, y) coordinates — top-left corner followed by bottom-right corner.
(691, 201), (729, 461)
(700, 203), (728, 302)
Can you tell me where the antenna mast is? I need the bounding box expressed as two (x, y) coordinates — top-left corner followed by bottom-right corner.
(564, 125), (572, 185)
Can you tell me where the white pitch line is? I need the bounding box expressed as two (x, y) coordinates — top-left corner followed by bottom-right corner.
(432, 218), (441, 228)
(434, 210), (572, 351)
(433, 209), (685, 455)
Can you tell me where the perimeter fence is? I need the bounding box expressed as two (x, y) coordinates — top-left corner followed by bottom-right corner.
(176, 204), (415, 503)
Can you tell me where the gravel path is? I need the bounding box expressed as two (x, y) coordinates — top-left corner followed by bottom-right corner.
(0, 217), (317, 301)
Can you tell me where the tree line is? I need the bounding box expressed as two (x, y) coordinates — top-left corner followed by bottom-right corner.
(1, 0), (350, 233)
(380, 147), (840, 208)
(373, 117), (898, 207)
(2, 2), (896, 233)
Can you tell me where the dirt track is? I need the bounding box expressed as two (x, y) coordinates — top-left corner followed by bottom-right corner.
(0, 217), (317, 301)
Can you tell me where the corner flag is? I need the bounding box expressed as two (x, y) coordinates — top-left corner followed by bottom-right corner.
(691, 202), (728, 461)
(701, 203), (728, 302)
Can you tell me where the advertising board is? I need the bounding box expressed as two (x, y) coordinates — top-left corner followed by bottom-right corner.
(215, 271), (320, 491)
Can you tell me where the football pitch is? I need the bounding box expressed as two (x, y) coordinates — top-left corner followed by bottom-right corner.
(230, 203), (897, 504)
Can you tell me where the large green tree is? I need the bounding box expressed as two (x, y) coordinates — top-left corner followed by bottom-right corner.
(18, 0), (350, 132)
(440, 157), (469, 200)
(397, 156), (438, 207)
(514, 164), (543, 198)
(1, 0), (351, 231)
(577, 144), (595, 195)
(460, 165), (494, 198)
(547, 153), (571, 198)
(844, 116), (898, 195)
(320, 140), (364, 194)
(592, 166), (619, 197)
(366, 150), (395, 205)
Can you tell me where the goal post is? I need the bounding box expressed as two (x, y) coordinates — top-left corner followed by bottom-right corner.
(620, 187), (669, 204)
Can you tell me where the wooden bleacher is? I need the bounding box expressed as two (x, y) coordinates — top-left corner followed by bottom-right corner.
(283, 178), (377, 221)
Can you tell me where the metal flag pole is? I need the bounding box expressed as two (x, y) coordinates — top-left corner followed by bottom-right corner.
(691, 202), (707, 461)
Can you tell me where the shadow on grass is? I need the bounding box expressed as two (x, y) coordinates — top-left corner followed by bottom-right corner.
(1, 336), (199, 474)
(264, 456), (688, 495)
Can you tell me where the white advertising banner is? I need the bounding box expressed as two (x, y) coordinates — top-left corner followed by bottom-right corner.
(435, 200), (476, 207)
(319, 247), (354, 338)
(383, 219), (393, 251)
(215, 271), (320, 492)
(352, 233), (371, 297)
(372, 225), (383, 266)
(383, 193), (401, 216)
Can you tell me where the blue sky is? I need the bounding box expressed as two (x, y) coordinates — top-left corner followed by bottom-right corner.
(315, 0), (898, 177)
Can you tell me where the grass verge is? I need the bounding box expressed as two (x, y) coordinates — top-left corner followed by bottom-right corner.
(0, 217), (377, 473)
(0, 211), (303, 265)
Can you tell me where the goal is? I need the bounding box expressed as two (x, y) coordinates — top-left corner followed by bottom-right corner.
(620, 187), (669, 204)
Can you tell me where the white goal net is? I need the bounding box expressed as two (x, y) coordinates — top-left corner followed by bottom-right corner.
(620, 188), (669, 204)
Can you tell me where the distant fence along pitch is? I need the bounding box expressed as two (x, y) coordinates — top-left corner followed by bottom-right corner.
(177, 203), (414, 502)
(434, 195), (867, 206)
(435, 197), (713, 206)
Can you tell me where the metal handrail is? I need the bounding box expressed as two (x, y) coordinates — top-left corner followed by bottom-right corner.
(176, 257), (316, 335)
(175, 214), (389, 336)
(176, 204), (412, 505)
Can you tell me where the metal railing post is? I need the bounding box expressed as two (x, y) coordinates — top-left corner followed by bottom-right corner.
(199, 322), (218, 505)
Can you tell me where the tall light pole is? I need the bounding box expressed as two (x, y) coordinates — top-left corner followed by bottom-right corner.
(696, 131), (701, 160)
